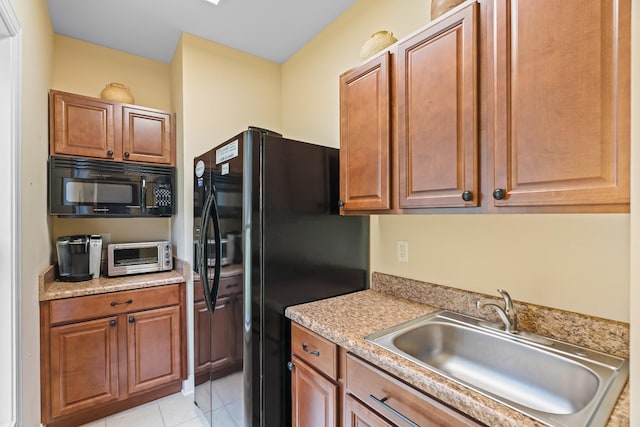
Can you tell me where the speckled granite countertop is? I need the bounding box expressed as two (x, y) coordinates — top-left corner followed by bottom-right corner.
(39, 258), (190, 301)
(285, 272), (629, 427)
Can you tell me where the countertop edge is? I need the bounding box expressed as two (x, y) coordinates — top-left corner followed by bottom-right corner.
(39, 257), (190, 301)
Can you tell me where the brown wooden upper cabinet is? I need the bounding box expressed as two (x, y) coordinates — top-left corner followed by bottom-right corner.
(397, 2), (478, 208)
(50, 90), (176, 166)
(339, 2), (478, 213)
(339, 52), (392, 212)
(339, 0), (630, 214)
(487, 0), (630, 209)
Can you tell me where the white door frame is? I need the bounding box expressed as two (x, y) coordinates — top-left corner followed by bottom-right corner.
(0, 0), (20, 426)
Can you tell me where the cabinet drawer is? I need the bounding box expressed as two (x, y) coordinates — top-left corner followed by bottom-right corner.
(346, 354), (481, 427)
(291, 323), (337, 380)
(49, 284), (181, 325)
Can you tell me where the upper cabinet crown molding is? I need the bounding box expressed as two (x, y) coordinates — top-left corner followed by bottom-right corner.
(339, 0), (630, 214)
(49, 90), (176, 166)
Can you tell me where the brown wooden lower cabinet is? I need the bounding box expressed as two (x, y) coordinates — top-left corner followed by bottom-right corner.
(291, 355), (338, 427)
(126, 305), (183, 395)
(290, 322), (482, 427)
(49, 317), (120, 418)
(290, 322), (340, 427)
(40, 283), (187, 427)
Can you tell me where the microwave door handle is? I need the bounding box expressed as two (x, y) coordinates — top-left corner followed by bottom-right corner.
(141, 177), (147, 215)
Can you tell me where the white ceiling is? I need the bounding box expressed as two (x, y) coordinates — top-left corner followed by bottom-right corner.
(47, 0), (358, 64)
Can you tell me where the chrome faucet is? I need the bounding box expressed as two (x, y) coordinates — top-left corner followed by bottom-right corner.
(476, 289), (519, 333)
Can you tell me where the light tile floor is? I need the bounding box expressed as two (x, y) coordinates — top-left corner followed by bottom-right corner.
(80, 372), (244, 427)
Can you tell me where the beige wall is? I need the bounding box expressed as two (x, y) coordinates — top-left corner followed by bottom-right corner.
(282, 0), (631, 322)
(52, 35), (172, 110)
(11, 0), (54, 425)
(282, 0), (428, 146)
(372, 214), (629, 320)
(52, 217), (171, 247)
(174, 33), (282, 264)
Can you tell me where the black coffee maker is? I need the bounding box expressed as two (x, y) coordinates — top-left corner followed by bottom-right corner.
(56, 235), (102, 281)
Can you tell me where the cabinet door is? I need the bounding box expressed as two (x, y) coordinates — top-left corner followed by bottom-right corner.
(340, 52), (392, 212)
(127, 305), (182, 395)
(49, 316), (119, 417)
(122, 106), (174, 165)
(397, 2), (478, 208)
(211, 296), (236, 373)
(291, 356), (338, 427)
(488, 0), (630, 207)
(50, 90), (116, 160)
(344, 394), (393, 427)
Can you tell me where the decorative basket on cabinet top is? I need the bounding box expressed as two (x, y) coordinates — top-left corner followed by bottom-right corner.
(100, 82), (135, 104)
(431, 0), (465, 19)
(359, 30), (398, 60)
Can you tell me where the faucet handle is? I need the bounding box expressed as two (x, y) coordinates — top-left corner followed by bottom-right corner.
(496, 289), (518, 332)
(497, 289), (513, 310)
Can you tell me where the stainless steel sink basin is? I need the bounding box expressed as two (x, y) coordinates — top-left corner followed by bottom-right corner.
(366, 310), (628, 427)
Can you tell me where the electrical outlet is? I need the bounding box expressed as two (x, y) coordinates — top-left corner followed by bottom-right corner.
(397, 240), (409, 263)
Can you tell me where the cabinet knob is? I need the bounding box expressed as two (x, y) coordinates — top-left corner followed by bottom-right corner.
(338, 200), (345, 208)
(107, 150), (114, 157)
(128, 316), (135, 323)
(287, 361), (294, 371)
(110, 320), (117, 327)
(493, 188), (507, 200)
(461, 191), (473, 202)
(124, 152), (130, 158)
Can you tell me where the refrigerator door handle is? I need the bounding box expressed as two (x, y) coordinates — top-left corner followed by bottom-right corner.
(200, 191), (222, 313)
(199, 193), (212, 311)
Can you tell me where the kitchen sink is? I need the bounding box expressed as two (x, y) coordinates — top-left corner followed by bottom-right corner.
(365, 310), (628, 427)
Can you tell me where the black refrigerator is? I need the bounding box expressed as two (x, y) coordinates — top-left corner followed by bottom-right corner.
(193, 127), (369, 426)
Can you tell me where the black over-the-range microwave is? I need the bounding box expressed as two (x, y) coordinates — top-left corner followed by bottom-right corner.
(48, 155), (175, 217)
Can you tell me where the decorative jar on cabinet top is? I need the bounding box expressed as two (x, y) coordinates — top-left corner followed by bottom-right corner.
(430, 0), (465, 19)
(359, 30), (398, 60)
(100, 82), (135, 104)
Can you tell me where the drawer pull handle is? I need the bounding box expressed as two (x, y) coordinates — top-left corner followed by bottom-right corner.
(369, 394), (419, 427)
(302, 342), (320, 357)
(128, 316), (135, 323)
(111, 299), (133, 307)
